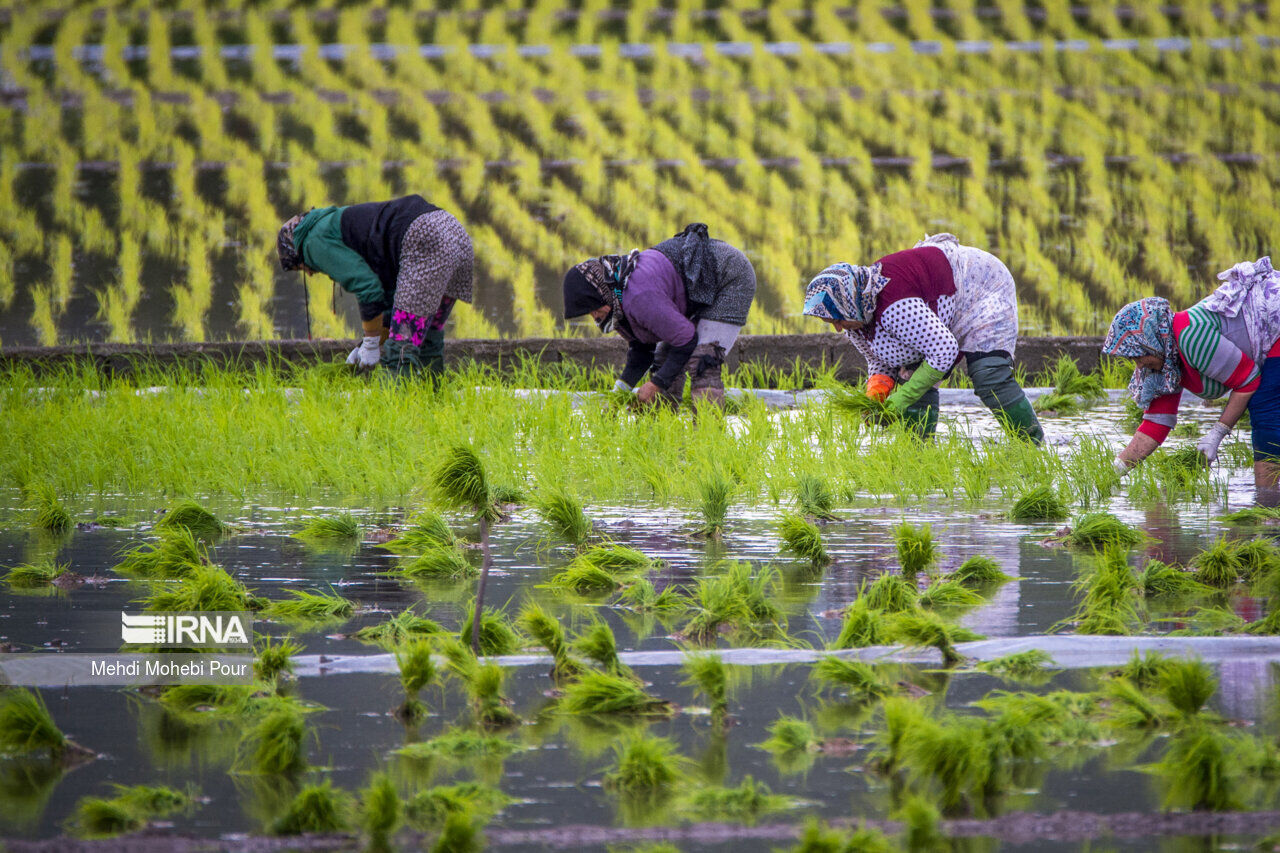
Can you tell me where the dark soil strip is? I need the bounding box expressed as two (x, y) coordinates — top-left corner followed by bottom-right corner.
(6, 811), (1280, 851)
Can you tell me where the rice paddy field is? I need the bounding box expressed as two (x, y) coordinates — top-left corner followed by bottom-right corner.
(3, 361), (1280, 850)
(0, 1), (1279, 344)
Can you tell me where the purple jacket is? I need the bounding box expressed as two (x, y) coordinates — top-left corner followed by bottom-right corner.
(620, 250), (696, 346)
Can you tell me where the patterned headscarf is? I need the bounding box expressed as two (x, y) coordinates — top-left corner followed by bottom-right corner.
(1103, 297), (1181, 409)
(803, 262), (890, 325)
(1201, 256), (1280, 365)
(564, 250), (641, 333)
(276, 214), (304, 271)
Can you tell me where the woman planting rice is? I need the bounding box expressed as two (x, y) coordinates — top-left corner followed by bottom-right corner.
(277, 195), (473, 376)
(804, 234), (1043, 442)
(561, 224), (756, 406)
(1105, 257), (1280, 488)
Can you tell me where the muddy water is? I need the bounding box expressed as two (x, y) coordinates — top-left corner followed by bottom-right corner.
(1, 394), (1277, 848)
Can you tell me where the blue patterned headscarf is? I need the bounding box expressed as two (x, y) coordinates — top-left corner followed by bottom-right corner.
(803, 262), (890, 324)
(1103, 297), (1181, 409)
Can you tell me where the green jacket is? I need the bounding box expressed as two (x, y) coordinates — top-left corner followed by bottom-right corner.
(292, 207), (386, 312)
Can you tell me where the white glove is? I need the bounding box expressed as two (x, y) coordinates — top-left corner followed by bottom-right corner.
(613, 379), (635, 393)
(1113, 455), (1130, 476)
(346, 336), (381, 368)
(1197, 422), (1231, 463)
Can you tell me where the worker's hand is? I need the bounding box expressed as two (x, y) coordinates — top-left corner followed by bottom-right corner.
(1112, 455), (1131, 476)
(636, 381), (661, 406)
(613, 379), (634, 393)
(347, 336), (382, 369)
(865, 373), (895, 403)
(1196, 422), (1231, 464)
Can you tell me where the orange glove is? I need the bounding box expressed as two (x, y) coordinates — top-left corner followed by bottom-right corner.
(865, 373), (895, 402)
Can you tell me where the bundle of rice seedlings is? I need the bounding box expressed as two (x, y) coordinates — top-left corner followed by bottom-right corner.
(1044, 355), (1105, 400)
(534, 485), (593, 544)
(254, 635), (301, 685)
(1168, 605), (1247, 636)
(271, 782), (352, 834)
(261, 589), (354, 624)
(434, 445), (500, 521)
(351, 611), (444, 648)
(948, 555), (1011, 586)
(681, 563), (783, 642)
(1114, 650), (1172, 688)
(828, 384), (894, 423)
(680, 776), (791, 823)
(4, 559), (69, 589)
(1232, 538), (1280, 582)
(396, 640), (436, 721)
(1164, 446), (1209, 473)
(559, 670), (672, 716)
(1103, 678), (1168, 729)
(977, 649), (1054, 680)
(155, 500), (224, 543)
(158, 684), (255, 713)
(894, 795), (944, 851)
(884, 611), (978, 665)
(1137, 560), (1210, 598)
(359, 773), (401, 846)
(811, 656), (891, 699)
(861, 573), (918, 613)
(872, 698), (929, 774)
(1151, 725), (1243, 811)
(547, 545), (654, 593)
(70, 785), (192, 838)
(395, 546), (477, 579)
(830, 598), (887, 649)
(294, 513), (360, 543)
(396, 731), (518, 761)
(143, 563), (256, 613)
(759, 716), (819, 754)
(0, 688), (82, 759)
(779, 513), (830, 567)
(439, 640), (519, 727)
(1061, 512), (1145, 550)
(573, 618), (625, 675)
(430, 808), (484, 853)
(1032, 391), (1082, 415)
(243, 705), (307, 775)
(617, 577), (686, 615)
(114, 528), (206, 578)
(894, 523), (937, 576)
(788, 819), (895, 853)
(796, 474), (840, 521)
(406, 783), (510, 830)
(28, 483), (71, 534)
(695, 474), (734, 539)
(382, 513), (457, 553)
(517, 601), (582, 680)
(1008, 485), (1067, 521)
(457, 604), (522, 657)
(900, 715), (991, 814)
(681, 652), (728, 719)
(1220, 505), (1280, 524)
(1159, 658), (1217, 718)
(918, 579), (984, 610)
(603, 734), (685, 791)
(1191, 538), (1244, 588)
(1069, 550), (1139, 635)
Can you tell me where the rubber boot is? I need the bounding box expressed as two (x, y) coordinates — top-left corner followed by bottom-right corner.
(902, 387), (939, 439)
(688, 343), (726, 406)
(966, 353), (1044, 445)
(418, 328), (446, 376)
(650, 343), (686, 408)
(381, 337), (424, 378)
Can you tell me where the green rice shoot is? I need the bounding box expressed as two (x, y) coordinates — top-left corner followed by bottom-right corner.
(155, 500), (225, 543)
(779, 513), (830, 567)
(294, 513), (360, 543)
(382, 512), (458, 552)
(796, 474), (840, 521)
(894, 522), (937, 576)
(534, 485), (593, 544)
(1009, 485), (1067, 521)
(4, 559), (69, 589)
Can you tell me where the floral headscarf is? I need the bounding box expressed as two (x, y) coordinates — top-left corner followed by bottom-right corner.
(1103, 297), (1181, 409)
(562, 250), (641, 334)
(802, 262), (890, 325)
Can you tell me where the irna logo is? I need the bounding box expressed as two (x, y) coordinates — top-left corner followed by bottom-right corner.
(121, 611), (252, 648)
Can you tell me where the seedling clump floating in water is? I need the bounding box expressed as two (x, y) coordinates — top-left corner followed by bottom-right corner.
(695, 474), (734, 539)
(69, 785), (194, 839)
(0, 688), (90, 761)
(27, 483), (71, 534)
(241, 705), (307, 775)
(861, 573), (918, 613)
(382, 512), (458, 552)
(1158, 658), (1217, 718)
(760, 716), (820, 755)
(1191, 537), (1245, 588)
(681, 652), (729, 720)
(618, 577), (686, 615)
(917, 578), (984, 611)
(811, 656), (891, 700)
(559, 670), (672, 716)
(395, 731), (518, 761)
(679, 775), (792, 823)
(352, 610), (444, 648)
(457, 604), (522, 656)
(517, 601), (582, 680)
(406, 784), (510, 830)
(394, 545), (477, 580)
(271, 782), (353, 835)
(948, 556), (1010, 586)
(1060, 512), (1145, 550)
(395, 640), (436, 721)
(603, 733), (685, 792)
(534, 485), (593, 544)
(1067, 549), (1139, 635)
(115, 528), (206, 578)
(358, 773), (401, 848)
(831, 598), (888, 649)
(440, 640), (520, 728)
(4, 558), (70, 589)
(253, 635), (301, 686)
(261, 589), (355, 625)
(894, 523), (937, 576)
(883, 611), (978, 665)
(294, 513), (360, 543)
(547, 545), (655, 593)
(978, 649), (1054, 681)
(144, 563), (257, 613)
(795, 474), (840, 521)
(1009, 485), (1067, 521)
(1136, 559), (1210, 598)
(155, 500), (225, 543)
(779, 513), (830, 568)
(572, 618), (627, 675)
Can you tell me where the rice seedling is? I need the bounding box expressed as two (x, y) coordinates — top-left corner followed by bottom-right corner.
(917, 579), (984, 611)
(977, 649), (1054, 680)
(1232, 538), (1280, 582)
(1009, 485), (1067, 521)
(271, 782), (353, 834)
(573, 618), (627, 675)
(547, 544), (655, 593)
(695, 474), (734, 539)
(429, 807), (484, 853)
(872, 698), (930, 775)
(680, 776), (791, 823)
(779, 513), (830, 567)
(831, 598), (888, 649)
(4, 559), (69, 589)
(517, 601), (582, 680)
(883, 611), (978, 666)
(396, 640), (436, 721)
(351, 611), (444, 648)
(1068, 549), (1139, 635)
(1158, 658), (1217, 718)
(682, 562), (783, 642)
(293, 513), (360, 543)
(1060, 512), (1145, 550)
(1191, 538), (1244, 588)
(534, 485), (593, 544)
(760, 715), (820, 755)
(254, 635), (301, 686)
(559, 670), (672, 716)
(796, 474), (840, 521)
(396, 545), (478, 579)
(27, 483), (71, 534)
(861, 573), (918, 613)
(681, 652), (729, 720)
(1103, 678), (1168, 729)
(242, 705), (307, 775)
(439, 640), (519, 728)
(433, 445), (501, 523)
(1164, 446), (1210, 473)
(0, 689), (82, 760)
(70, 785), (193, 838)
(261, 589), (354, 625)
(1151, 725), (1243, 811)
(381, 512), (458, 552)
(143, 563), (256, 613)
(1115, 650), (1173, 689)
(359, 773), (401, 847)
(155, 500), (225, 543)
(1167, 605), (1248, 636)
(811, 656), (892, 699)
(786, 819), (895, 853)
(1046, 355), (1106, 400)
(1033, 391), (1082, 415)
(901, 714), (992, 814)
(457, 604), (522, 657)
(827, 383), (894, 423)
(617, 577), (687, 615)
(114, 528), (206, 578)
(1221, 505), (1280, 524)
(948, 555), (1011, 586)
(894, 522), (937, 576)
(894, 794), (944, 850)
(396, 731), (519, 761)
(158, 684), (256, 713)
(1137, 560), (1210, 598)
(603, 733), (685, 791)
(406, 783), (510, 830)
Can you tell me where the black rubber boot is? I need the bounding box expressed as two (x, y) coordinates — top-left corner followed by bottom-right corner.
(418, 329), (446, 376)
(966, 352), (1044, 444)
(381, 338), (424, 378)
(688, 343), (726, 405)
(902, 387), (940, 439)
(650, 343), (687, 407)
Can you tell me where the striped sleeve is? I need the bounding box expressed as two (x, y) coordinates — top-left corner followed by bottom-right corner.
(1138, 392), (1180, 444)
(1178, 306), (1261, 395)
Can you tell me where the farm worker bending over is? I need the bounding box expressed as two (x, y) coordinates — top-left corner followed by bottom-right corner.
(804, 233), (1043, 443)
(1104, 257), (1280, 488)
(276, 195), (473, 376)
(561, 223), (756, 406)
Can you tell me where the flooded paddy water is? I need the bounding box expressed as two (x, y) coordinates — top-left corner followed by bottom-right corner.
(3, 382), (1280, 851)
